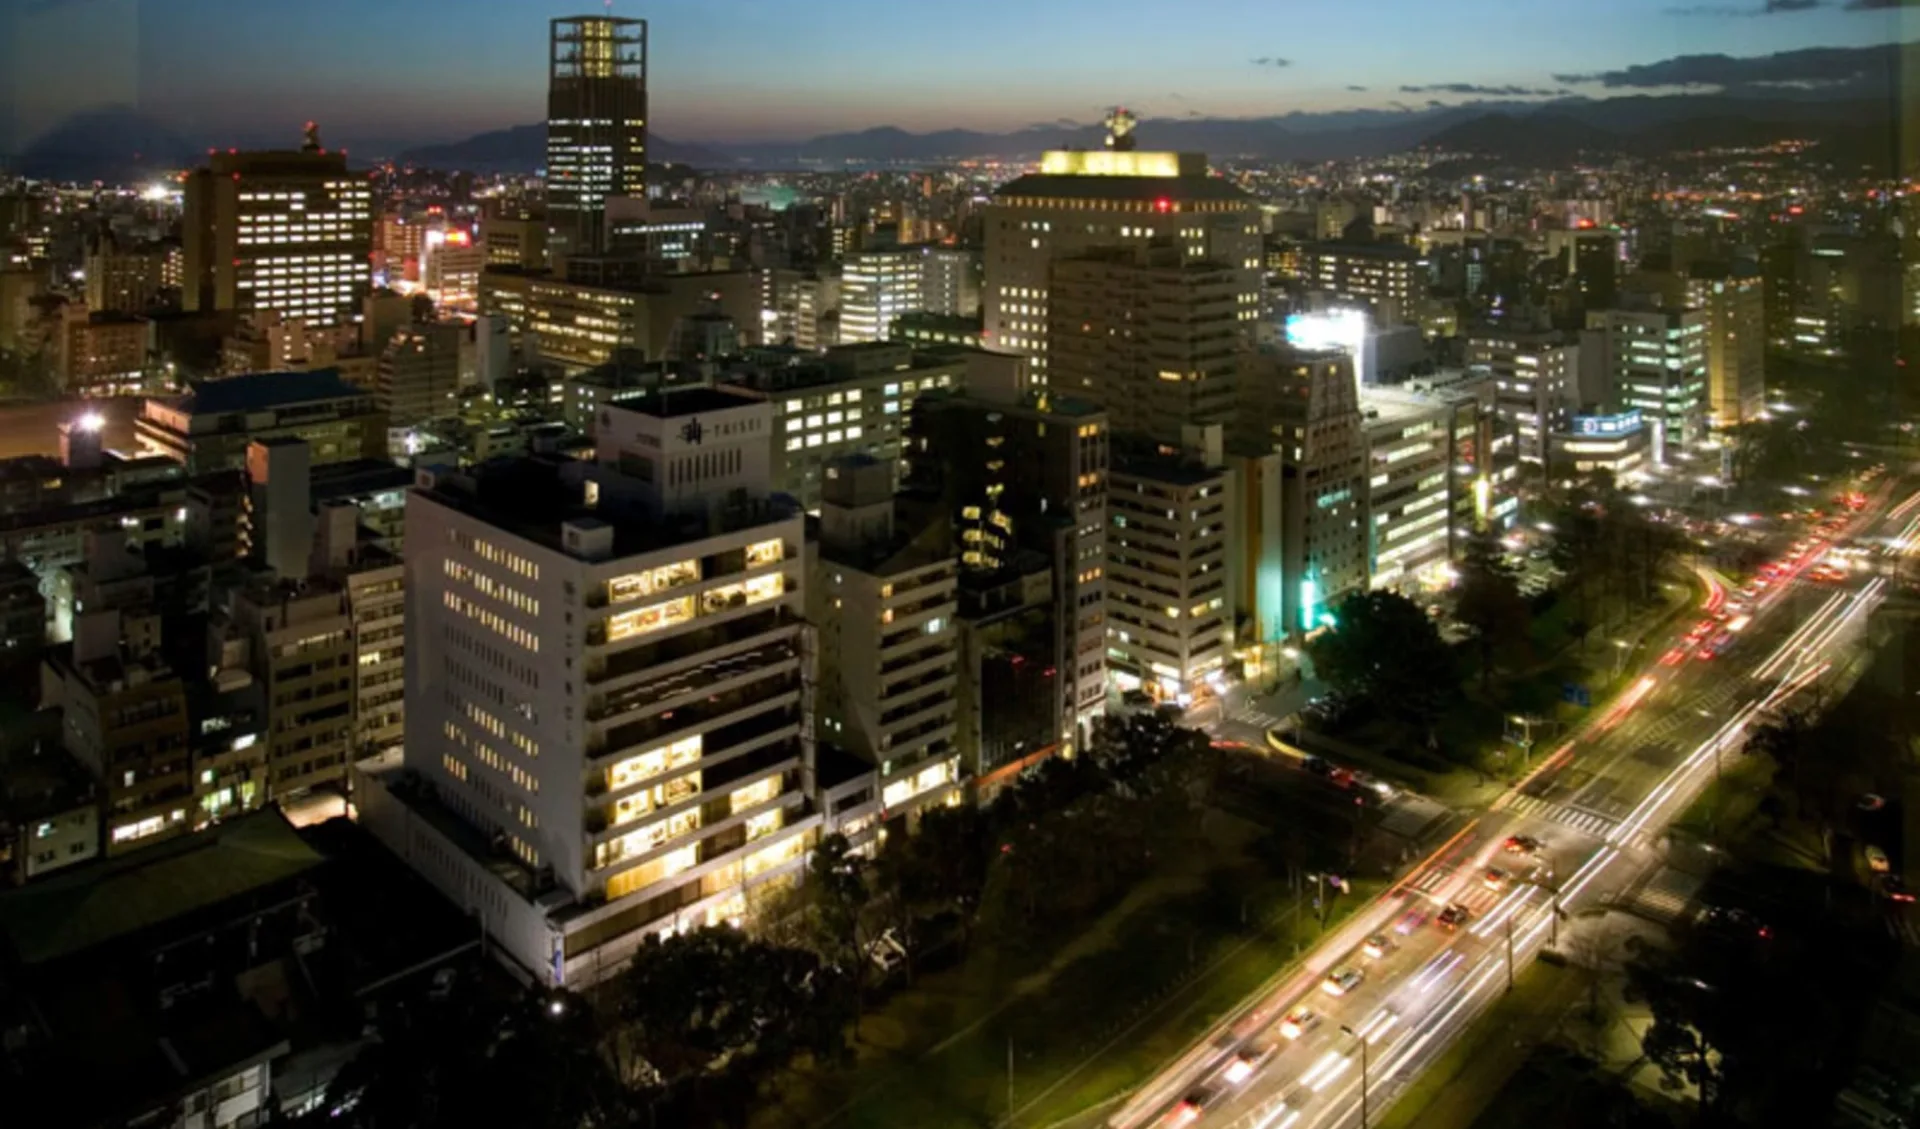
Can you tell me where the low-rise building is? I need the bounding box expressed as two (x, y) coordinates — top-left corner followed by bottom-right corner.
(136, 369), (388, 473)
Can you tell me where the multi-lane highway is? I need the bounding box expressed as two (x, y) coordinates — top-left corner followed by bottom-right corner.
(1109, 479), (1912, 1129)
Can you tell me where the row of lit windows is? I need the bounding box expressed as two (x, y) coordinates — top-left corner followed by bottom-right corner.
(445, 559), (539, 615)
(453, 533), (540, 579)
(444, 591), (539, 653)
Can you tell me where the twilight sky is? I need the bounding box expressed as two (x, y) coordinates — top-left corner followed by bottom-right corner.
(3, 0), (1917, 154)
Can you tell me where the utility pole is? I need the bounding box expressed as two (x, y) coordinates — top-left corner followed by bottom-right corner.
(1341, 1025), (1370, 1129)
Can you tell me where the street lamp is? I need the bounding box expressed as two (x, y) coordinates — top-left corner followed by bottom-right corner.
(1340, 1024), (1370, 1129)
(1612, 638), (1631, 679)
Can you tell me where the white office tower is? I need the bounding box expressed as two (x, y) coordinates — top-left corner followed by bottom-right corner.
(370, 386), (814, 986)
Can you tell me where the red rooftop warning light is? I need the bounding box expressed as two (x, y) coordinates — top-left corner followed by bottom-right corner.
(1154, 197), (1172, 213)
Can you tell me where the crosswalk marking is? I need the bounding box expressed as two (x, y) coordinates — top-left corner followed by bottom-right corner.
(1230, 707), (1285, 728)
(1506, 793), (1655, 850)
(1506, 794), (1618, 836)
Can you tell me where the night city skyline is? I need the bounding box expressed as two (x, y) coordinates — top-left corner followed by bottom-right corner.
(4, 0), (1919, 153)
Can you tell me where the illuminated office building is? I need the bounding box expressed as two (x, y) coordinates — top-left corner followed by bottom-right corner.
(1467, 330), (1578, 465)
(839, 249), (924, 345)
(547, 16), (648, 260)
(367, 388), (814, 985)
(181, 124), (373, 328)
(983, 110), (1260, 384)
(1048, 243), (1251, 443)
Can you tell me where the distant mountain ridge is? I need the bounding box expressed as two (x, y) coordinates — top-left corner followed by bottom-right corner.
(7, 90), (1902, 184)
(1419, 96), (1900, 169)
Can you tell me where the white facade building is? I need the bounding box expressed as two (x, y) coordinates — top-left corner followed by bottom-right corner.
(370, 386), (817, 985)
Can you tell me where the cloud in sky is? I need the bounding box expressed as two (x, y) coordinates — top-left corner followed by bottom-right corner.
(1843, 0), (1920, 9)
(1347, 84), (1369, 92)
(1400, 82), (1564, 96)
(1250, 56), (1292, 68)
(1664, 0), (1819, 14)
(1554, 41), (1907, 90)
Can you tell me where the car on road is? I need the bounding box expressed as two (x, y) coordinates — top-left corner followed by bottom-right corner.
(1279, 1005), (1320, 1039)
(1483, 867), (1510, 891)
(1302, 755), (1334, 777)
(1321, 967), (1364, 996)
(1394, 905), (1433, 934)
(1437, 903), (1472, 930)
(1362, 933), (1393, 959)
(1503, 834), (1543, 855)
(1860, 793), (1888, 812)
(1163, 1096), (1205, 1127)
(1884, 875), (1916, 904)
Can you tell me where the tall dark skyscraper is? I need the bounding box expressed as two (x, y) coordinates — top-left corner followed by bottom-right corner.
(545, 15), (648, 261)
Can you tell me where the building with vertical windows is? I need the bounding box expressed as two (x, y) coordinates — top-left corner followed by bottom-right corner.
(1105, 434), (1235, 706)
(83, 230), (169, 314)
(809, 455), (961, 829)
(839, 248), (925, 344)
(363, 388), (816, 985)
(376, 322), (464, 430)
(41, 602), (191, 856)
(1299, 239), (1429, 325)
(1582, 305), (1708, 452)
(921, 246), (981, 318)
(719, 341), (964, 512)
(181, 125), (373, 328)
(1359, 388), (1457, 590)
(1628, 260), (1765, 430)
(546, 16), (648, 261)
(1467, 329), (1578, 466)
(983, 125), (1261, 385)
(1048, 243), (1251, 443)
(909, 372), (1109, 751)
(1242, 345), (1367, 634)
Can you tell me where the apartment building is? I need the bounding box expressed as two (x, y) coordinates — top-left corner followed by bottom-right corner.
(1106, 437), (1234, 706)
(809, 455), (961, 829)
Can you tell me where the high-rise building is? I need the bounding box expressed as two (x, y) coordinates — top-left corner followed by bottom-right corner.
(910, 371), (1110, 749)
(1106, 435), (1235, 706)
(1628, 261), (1766, 430)
(1048, 243), (1249, 443)
(1572, 230), (1619, 311)
(1243, 345), (1367, 633)
(424, 229), (487, 311)
(1359, 388), (1458, 590)
(482, 205), (549, 271)
(921, 246), (981, 318)
(40, 558), (193, 856)
(1467, 329), (1578, 465)
(809, 455), (962, 828)
(180, 124), (373, 327)
(377, 322), (464, 429)
(983, 117), (1260, 384)
(839, 248), (924, 344)
(546, 16), (648, 260)
(1582, 305), (1708, 451)
(368, 388), (815, 984)
(83, 230), (167, 314)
